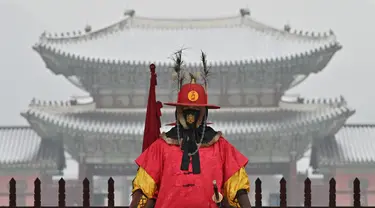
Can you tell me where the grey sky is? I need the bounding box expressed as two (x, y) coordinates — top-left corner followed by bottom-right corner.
(1, 0), (375, 126)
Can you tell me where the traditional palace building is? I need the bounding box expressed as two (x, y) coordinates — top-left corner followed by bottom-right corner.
(1, 9), (374, 206)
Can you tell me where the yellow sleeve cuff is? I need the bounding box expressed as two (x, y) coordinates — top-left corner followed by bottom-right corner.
(132, 167), (158, 199)
(223, 167), (250, 208)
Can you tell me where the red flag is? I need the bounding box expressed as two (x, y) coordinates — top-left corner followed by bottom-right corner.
(142, 64), (163, 152)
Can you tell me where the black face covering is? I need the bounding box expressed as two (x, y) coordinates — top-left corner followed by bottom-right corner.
(182, 109), (201, 129)
(165, 107), (217, 174)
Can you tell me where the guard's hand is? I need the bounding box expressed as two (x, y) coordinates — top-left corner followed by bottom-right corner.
(237, 193), (251, 208)
(129, 190), (143, 208)
(144, 199), (156, 208)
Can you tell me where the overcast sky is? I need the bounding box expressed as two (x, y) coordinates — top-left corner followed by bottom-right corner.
(1, 0), (375, 126)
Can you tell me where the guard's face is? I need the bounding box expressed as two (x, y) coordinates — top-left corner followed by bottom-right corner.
(182, 107), (201, 129)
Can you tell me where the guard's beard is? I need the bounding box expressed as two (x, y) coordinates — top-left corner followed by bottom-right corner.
(182, 109), (201, 129)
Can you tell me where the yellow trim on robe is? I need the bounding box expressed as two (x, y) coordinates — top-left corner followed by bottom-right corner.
(223, 167), (250, 208)
(132, 167), (158, 199)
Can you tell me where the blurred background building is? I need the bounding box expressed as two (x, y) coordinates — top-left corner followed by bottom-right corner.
(1, 5), (374, 207)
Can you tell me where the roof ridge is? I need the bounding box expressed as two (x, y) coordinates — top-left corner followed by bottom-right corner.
(240, 12), (335, 41)
(25, 96), (352, 114)
(134, 13), (240, 21)
(27, 97), (95, 108)
(0, 126), (31, 130)
(28, 97), (72, 107)
(35, 8), (336, 45)
(344, 123), (375, 128)
(299, 95), (347, 106)
(24, 101), (344, 113)
(280, 95), (350, 111)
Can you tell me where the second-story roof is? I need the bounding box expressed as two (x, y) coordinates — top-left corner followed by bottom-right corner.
(21, 96), (354, 138)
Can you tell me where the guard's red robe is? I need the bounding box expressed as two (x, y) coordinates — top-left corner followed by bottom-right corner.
(133, 134), (249, 208)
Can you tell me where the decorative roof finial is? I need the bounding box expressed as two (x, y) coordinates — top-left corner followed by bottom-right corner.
(284, 24), (291, 32)
(84, 25), (92, 33)
(240, 8), (250, 17)
(124, 10), (135, 17)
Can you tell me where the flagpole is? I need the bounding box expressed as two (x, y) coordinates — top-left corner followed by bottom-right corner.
(142, 64), (163, 152)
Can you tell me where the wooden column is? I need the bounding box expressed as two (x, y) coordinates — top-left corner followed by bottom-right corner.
(220, 72), (229, 106)
(78, 162), (94, 205)
(40, 173), (54, 206)
(288, 153), (298, 206)
(123, 177), (130, 206)
(240, 71), (246, 106)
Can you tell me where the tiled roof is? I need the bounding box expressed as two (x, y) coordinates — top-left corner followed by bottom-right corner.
(38, 9), (333, 39)
(33, 9), (340, 68)
(317, 124), (375, 166)
(0, 126), (63, 169)
(22, 96), (354, 138)
(300, 96), (347, 106)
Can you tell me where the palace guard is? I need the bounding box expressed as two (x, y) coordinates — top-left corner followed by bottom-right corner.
(130, 51), (251, 208)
